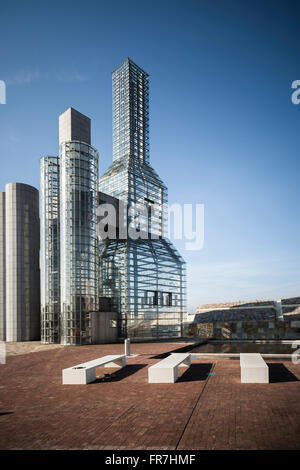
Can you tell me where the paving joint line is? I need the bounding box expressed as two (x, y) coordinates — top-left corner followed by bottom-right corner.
(175, 362), (216, 450)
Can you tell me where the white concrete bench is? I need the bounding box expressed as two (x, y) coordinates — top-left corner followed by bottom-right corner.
(62, 355), (126, 384)
(148, 353), (191, 383)
(240, 353), (269, 383)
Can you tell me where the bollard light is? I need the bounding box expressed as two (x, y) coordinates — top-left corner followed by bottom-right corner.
(125, 338), (131, 356)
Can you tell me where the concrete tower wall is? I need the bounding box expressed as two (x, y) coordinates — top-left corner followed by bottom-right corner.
(5, 183), (40, 341)
(59, 107), (91, 146)
(0, 193), (5, 341)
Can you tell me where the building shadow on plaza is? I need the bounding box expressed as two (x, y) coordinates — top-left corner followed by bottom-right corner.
(151, 343), (200, 360)
(92, 364), (148, 383)
(177, 363), (214, 382)
(268, 363), (299, 383)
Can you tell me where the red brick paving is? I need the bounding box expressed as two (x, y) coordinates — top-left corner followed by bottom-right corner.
(0, 342), (299, 450)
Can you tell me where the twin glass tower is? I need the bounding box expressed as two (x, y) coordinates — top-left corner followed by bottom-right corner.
(40, 58), (186, 345)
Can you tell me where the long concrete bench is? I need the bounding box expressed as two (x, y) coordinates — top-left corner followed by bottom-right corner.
(62, 355), (126, 384)
(240, 353), (269, 383)
(148, 353), (191, 383)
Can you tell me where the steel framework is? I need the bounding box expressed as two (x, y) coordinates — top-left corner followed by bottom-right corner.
(113, 58), (149, 163)
(60, 141), (99, 345)
(98, 58), (186, 340)
(99, 238), (186, 339)
(40, 156), (60, 343)
(40, 59), (187, 344)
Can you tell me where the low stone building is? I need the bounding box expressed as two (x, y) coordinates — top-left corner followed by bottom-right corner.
(186, 297), (300, 340)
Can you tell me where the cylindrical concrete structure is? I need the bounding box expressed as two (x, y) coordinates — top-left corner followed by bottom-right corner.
(5, 183), (40, 341)
(0, 192), (5, 341)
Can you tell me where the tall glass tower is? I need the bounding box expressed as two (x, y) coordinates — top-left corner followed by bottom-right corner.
(60, 140), (98, 345)
(98, 58), (186, 340)
(40, 108), (99, 345)
(40, 156), (60, 344)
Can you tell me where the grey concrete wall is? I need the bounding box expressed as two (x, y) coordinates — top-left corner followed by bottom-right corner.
(91, 311), (118, 344)
(59, 107), (91, 145)
(0, 193), (5, 341)
(5, 183), (40, 341)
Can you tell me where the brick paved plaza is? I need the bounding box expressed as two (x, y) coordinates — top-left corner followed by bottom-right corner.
(0, 342), (299, 450)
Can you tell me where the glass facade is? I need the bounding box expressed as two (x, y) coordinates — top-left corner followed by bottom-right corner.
(99, 154), (168, 238)
(113, 58), (149, 163)
(60, 141), (99, 345)
(98, 238), (186, 339)
(40, 60), (187, 345)
(98, 58), (186, 340)
(40, 156), (60, 344)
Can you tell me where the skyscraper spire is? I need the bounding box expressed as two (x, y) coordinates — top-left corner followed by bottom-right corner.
(112, 58), (149, 163)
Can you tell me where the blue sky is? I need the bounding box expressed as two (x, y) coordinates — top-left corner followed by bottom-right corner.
(1, 0), (300, 312)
